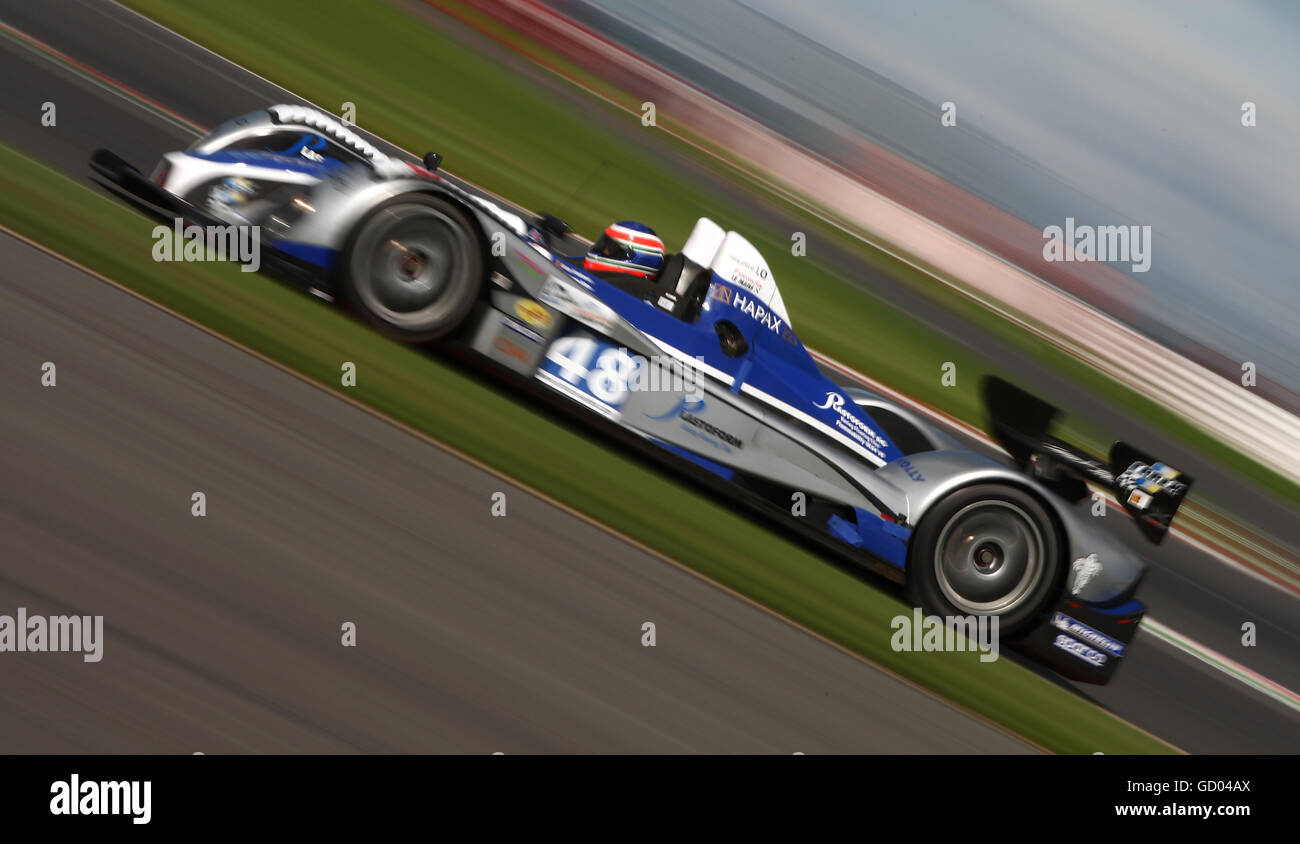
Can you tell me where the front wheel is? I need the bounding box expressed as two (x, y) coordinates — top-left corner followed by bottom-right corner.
(905, 483), (1061, 635)
(341, 195), (483, 343)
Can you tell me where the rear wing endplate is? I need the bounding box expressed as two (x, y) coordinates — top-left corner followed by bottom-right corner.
(981, 376), (1192, 545)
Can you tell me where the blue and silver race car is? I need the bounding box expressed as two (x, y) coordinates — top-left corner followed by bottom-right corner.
(90, 104), (1194, 684)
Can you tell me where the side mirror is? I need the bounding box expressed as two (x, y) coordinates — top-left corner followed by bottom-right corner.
(533, 212), (572, 247)
(422, 151), (442, 172)
(537, 212), (571, 237)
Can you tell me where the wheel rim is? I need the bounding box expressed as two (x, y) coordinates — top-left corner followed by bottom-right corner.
(932, 500), (1045, 615)
(354, 205), (469, 329)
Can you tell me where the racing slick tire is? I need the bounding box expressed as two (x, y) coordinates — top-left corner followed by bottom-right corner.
(341, 194), (483, 343)
(905, 483), (1062, 635)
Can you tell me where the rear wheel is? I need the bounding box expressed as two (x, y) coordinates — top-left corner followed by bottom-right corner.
(341, 195), (483, 343)
(906, 483), (1061, 635)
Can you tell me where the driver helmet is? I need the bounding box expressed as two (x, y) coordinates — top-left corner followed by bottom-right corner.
(583, 221), (665, 278)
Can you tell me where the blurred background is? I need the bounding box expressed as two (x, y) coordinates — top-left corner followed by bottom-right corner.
(554, 0), (1300, 409)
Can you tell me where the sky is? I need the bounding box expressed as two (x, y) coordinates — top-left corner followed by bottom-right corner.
(560, 0), (1300, 392)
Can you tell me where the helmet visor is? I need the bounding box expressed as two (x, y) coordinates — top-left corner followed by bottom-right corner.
(592, 233), (634, 262)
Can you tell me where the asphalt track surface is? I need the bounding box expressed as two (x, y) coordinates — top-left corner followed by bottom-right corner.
(0, 0), (1296, 753)
(0, 230), (1047, 754)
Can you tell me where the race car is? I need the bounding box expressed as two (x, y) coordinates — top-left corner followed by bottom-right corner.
(89, 104), (1194, 684)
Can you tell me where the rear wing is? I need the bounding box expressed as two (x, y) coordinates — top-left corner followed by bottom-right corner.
(981, 376), (1192, 545)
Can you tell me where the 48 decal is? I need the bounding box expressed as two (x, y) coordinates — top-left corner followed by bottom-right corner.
(543, 335), (641, 407)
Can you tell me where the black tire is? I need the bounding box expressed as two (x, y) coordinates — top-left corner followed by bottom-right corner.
(905, 483), (1062, 635)
(340, 194), (483, 343)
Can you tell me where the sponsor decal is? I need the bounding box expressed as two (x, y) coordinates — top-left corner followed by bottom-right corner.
(899, 459), (925, 482)
(493, 335), (530, 364)
(731, 290), (782, 333)
(708, 283), (797, 344)
(511, 247), (549, 281)
(1052, 632), (1108, 667)
(514, 300), (554, 330)
(1070, 553), (1102, 595)
(813, 391), (890, 459)
(815, 392), (845, 410)
(500, 316), (543, 344)
(712, 245), (772, 299)
(646, 396), (743, 451)
(1116, 460), (1186, 504)
(1050, 612), (1127, 656)
(680, 411), (742, 450)
(727, 255), (768, 296)
(488, 315), (542, 369)
(1127, 489), (1152, 510)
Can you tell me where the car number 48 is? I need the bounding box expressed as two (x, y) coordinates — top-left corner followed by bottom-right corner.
(544, 334), (640, 407)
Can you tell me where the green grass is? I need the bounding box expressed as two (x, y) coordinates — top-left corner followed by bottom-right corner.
(117, 0), (1300, 519)
(0, 143), (1173, 752)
